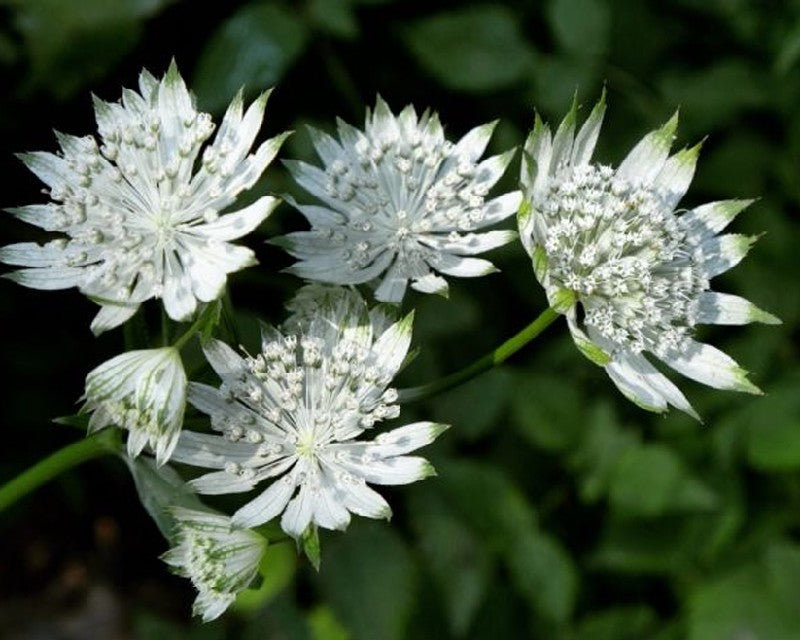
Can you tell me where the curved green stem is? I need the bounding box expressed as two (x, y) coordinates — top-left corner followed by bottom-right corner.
(398, 306), (561, 403)
(0, 429), (119, 513)
(172, 301), (220, 351)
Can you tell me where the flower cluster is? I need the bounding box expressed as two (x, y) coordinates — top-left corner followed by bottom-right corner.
(170, 286), (446, 537)
(83, 346), (186, 464)
(162, 508), (265, 622)
(275, 97), (521, 302)
(519, 94), (778, 417)
(0, 62), (288, 334)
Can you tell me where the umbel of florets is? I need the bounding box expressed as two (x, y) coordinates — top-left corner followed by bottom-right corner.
(170, 286), (445, 538)
(519, 93), (779, 418)
(275, 97), (521, 302)
(0, 61), (288, 334)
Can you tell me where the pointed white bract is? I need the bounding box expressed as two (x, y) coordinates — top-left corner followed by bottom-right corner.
(519, 94), (779, 418)
(84, 346), (187, 464)
(276, 97), (521, 302)
(171, 286), (445, 538)
(162, 508), (266, 622)
(1, 62), (288, 334)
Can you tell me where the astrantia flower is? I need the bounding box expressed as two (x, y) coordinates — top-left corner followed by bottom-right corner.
(0, 62), (288, 334)
(170, 287), (446, 538)
(162, 508), (265, 622)
(275, 97), (521, 302)
(84, 346), (186, 464)
(519, 94), (779, 418)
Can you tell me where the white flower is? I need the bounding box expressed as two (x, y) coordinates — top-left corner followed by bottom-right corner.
(162, 508), (266, 622)
(170, 287), (446, 538)
(84, 346), (186, 464)
(0, 62), (288, 334)
(519, 94), (779, 418)
(275, 97), (521, 302)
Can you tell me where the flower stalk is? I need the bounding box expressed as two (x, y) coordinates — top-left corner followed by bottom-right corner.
(0, 429), (119, 513)
(398, 304), (563, 403)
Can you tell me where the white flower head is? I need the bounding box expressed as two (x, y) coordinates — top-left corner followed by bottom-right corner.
(1, 61), (289, 334)
(519, 93), (779, 418)
(171, 286), (446, 538)
(84, 346), (187, 464)
(162, 508), (265, 622)
(275, 96), (522, 302)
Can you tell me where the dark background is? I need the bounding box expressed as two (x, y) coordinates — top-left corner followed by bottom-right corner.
(0, 0), (799, 638)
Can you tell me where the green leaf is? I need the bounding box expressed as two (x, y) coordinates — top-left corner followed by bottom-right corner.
(568, 402), (638, 503)
(125, 457), (205, 540)
(9, 0), (172, 99)
(306, 0), (359, 40)
(403, 5), (535, 92)
(764, 542), (800, 613)
(591, 516), (696, 575)
(507, 529), (578, 624)
(511, 372), (585, 452)
(573, 606), (658, 640)
(303, 524), (322, 571)
(308, 605), (351, 640)
(609, 444), (718, 517)
(193, 3), (309, 113)
(439, 459), (538, 546)
(688, 560), (799, 640)
(745, 381), (800, 471)
(318, 522), (416, 640)
(409, 490), (493, 637)
(235, 541), (296, 613)
(433, 368), (513, 441)
(547, 0), (610, 59)
(658, 59), (767, 132)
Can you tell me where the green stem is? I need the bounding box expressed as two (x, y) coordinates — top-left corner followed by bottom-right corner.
(172, 303), (217, 351)
(398, 306), (561, 403)
(0, 430), (119, 513)
(161, 306), (170, 347)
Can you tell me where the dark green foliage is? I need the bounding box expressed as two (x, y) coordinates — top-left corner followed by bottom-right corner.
(1, 0), (799, 638)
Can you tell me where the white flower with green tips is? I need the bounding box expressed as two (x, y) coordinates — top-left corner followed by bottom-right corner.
(0, 61), (288, 334)
(519, 94), (779, 418)
(171, 287), (446, 538)
(275, 97), (521, 302)
(162, 508), (265, 622)
(84, 346), (186, 464)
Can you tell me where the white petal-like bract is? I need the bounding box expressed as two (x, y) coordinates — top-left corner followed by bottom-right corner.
(171, 286), (445, 538)
(276, 97), (520, 303)
(1, 62), (288, 334)
(84, 346), (187, 464)
(519, 94), (779, 418)
(162, 508), (266, 622)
